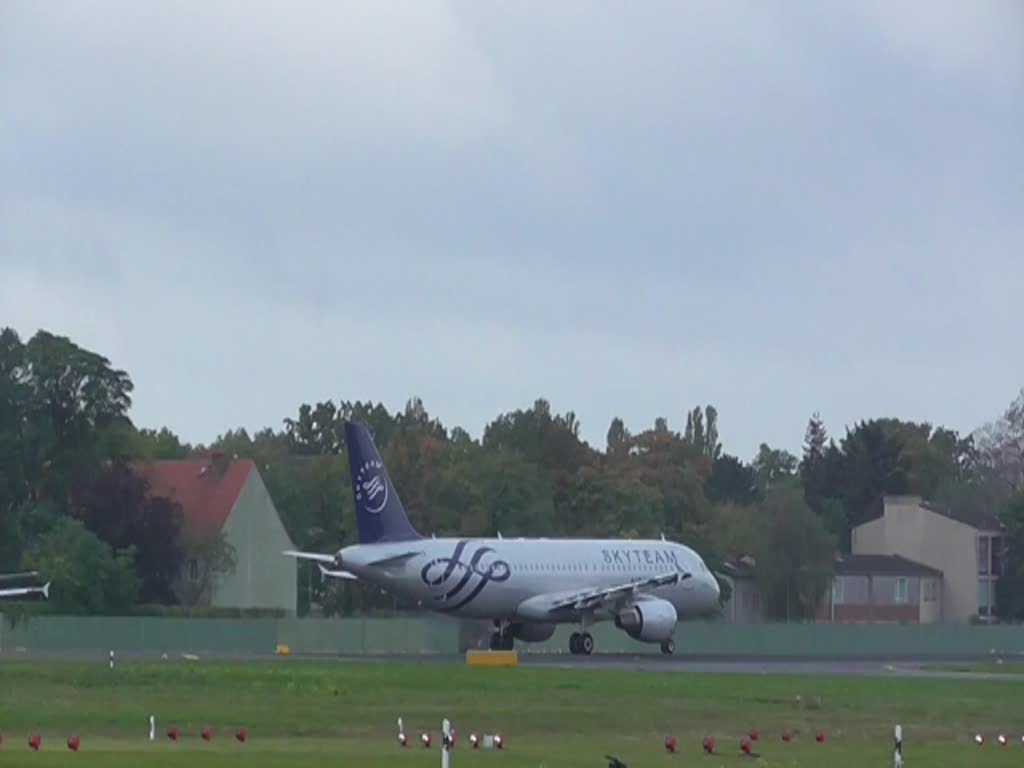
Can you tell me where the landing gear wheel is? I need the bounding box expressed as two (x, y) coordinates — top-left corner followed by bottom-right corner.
(660, 638), (675, 655)
(580, 632), (594, 655)
(569, 632), (581, 655)
(490, 622), (515, 651)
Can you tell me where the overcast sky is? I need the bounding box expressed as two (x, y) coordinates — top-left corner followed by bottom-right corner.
(2, 1), (1022, 460)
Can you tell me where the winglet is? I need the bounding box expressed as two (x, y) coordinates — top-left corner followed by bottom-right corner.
(41, 582), (49, 600)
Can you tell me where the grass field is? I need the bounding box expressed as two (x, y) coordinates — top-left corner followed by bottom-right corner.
(1, 657), (1023, 766)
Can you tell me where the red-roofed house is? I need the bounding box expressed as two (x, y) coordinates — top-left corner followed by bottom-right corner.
(137, 452), (297, 614)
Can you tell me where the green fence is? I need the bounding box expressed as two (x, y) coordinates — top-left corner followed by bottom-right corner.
(523, 621), (1024, 657)
(0, 615), (462, 656)
(2, 616), (1024, 658)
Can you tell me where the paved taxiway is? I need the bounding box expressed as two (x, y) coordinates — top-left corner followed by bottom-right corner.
(3, 648), (1023, 680)
(520, 654), (1024, 681)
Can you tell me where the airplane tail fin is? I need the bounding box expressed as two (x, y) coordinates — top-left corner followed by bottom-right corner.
(345, 421), (421, 544)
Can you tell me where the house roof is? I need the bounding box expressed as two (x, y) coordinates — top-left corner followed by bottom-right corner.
(720, 556), (756, 580)
(135, 455), (254, 535)
(919, 497), (1003, 532)
(835, 554), (942, 579)
(860, 494), (1003, 532)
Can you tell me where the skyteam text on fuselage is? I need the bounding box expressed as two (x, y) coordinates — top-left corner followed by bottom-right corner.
(285, 421), (720, 655)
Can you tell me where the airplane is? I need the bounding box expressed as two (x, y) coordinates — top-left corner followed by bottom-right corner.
(285, 421), (720, 656)
(0, 571), (49, 600)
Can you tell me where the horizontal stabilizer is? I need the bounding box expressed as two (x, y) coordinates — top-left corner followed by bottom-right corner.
(317, 564), (358, 580)
(283, 550), (336, 564)
(0, 570), (40, 583)
(366, 551), (422, 568)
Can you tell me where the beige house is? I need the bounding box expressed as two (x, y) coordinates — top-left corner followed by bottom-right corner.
(817, 554), (943, 623)
(137, 453), (298, 614)
(851, 495), (1004, 623)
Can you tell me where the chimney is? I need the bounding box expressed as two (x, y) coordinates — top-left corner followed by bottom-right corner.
(210, 450), (229, 477)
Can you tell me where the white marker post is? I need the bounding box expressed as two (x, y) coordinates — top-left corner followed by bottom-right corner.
(109, 650), (115, 670)
(149, 715), (156, 742)
(442, 718), (453, 768)
(893, 725), (903, 768)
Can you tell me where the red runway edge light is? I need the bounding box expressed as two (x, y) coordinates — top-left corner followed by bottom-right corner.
(236, 727), (248, 743)
(701, 735), (715, 754)
(664, 735), (677, 753)
(167, 727), (179, 741)
(201, 727), (213, 742)
(816, 730), (826, 743)
(67, 736), (80, 752)
(28, 734), (41, 751)
(741, 737), (752, 755)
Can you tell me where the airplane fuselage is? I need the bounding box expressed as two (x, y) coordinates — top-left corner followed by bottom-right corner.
(334, 536), (720, 622)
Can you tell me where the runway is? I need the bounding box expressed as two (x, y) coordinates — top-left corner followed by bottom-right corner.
(520, 653), (1024, 680)
(4, 647), (1023, 680)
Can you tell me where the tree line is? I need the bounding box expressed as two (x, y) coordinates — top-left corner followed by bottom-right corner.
(2, 326), (1023, 620)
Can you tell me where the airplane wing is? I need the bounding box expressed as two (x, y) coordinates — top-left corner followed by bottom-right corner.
(518, 571), (691, 618)
(0, 582), (49, 599)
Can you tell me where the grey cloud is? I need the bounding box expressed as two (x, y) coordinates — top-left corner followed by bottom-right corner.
(1, 1), (1021, 458)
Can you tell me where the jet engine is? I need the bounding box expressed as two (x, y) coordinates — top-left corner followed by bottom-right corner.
(510, 622), (557, 643)
(614, 598), (677, 643)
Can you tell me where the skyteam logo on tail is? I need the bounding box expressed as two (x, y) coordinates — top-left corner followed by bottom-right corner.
(354, 459), (388, 514)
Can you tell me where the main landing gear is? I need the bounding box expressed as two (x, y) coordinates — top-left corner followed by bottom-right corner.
(660, 638), (675, 655)
(569, 631), (594, 655)
(489, 620), (515, 651)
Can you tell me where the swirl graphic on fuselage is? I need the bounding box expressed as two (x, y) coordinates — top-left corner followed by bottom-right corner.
(420, 540), (511, 613)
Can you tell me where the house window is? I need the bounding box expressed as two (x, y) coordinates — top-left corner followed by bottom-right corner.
(978, 536), (991, 575)
(189, 559), (199, 582)
(831, 577), (845, 605)
(894, 577), (908, 604)
(923, 579), (937, 602)
(991, 536), (1004, 576)
(978, 578), (996, 617)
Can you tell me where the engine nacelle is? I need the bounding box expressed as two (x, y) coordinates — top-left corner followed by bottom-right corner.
(614, 598), (677, 643)
(510, 622), (556, 643)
